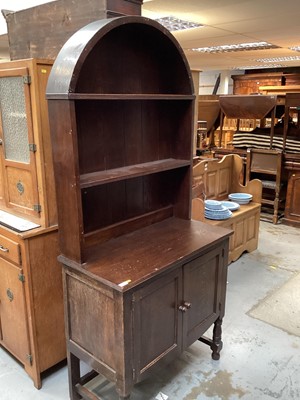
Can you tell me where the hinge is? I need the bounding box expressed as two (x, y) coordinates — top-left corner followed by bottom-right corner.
(18, 273), (25, 283)
(33, 204), (42, 213)
(26, 354), (33, 365)
(18, 247), (22, 266)
(29, 143), (37, 152)
(23, 75), (31, 85)
(132, 368), (136, 381)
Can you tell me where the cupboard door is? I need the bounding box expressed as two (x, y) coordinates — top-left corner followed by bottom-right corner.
(182, 247), (225, 349)
(0, 67), (40, 217)
(285, 173), (300, 221)
(132, 268), (183, 382)
(0, 257), (31, 364)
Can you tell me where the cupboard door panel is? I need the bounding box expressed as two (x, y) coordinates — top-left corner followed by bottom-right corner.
(5, 165), (36, 213)
(182, 247), (224, 349)
(285, 173), (300, 220)
(133, 268), (183, 381)
(0, 258), (31, 364)
(0, 67), (40, 218)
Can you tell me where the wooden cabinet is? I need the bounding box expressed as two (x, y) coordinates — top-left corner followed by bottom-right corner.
(0, 59), (65, 388)
(0, 59), (57, 227)
(0, 226), (65, 388)
(284, 172), (300, 226)
(4, 0), (143, 61)
(232, 72), (283, 94)
(231, 72), (300, 95)
(0, 253), (30, 364)
(46, 16), (231, 399)
(62, 221), (229, 399)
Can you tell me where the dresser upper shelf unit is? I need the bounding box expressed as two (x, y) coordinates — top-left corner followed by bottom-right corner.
(46, 16), (195, 263)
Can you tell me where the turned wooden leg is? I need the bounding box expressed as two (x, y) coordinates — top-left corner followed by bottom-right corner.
(211, 317), (223, 360)
(198, 317), (223, 360)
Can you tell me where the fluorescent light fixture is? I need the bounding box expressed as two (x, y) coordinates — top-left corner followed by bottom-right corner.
(155, 16), (203, 31)
(255, 56), (300, 62)
(233, 64), (287, 70)
(289, 46), (300, 51)
(191, 42), (279, 53)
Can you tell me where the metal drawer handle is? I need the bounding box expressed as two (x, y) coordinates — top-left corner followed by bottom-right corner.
(0, 245), (9, 252)
(7, 288), (14, 302)
(178, 302), (192, 312)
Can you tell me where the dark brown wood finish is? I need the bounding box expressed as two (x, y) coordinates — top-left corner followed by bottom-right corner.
(284, 172), (300, 226)
(47, 16), (231, 399)
(47, 17), (195, 263)
(4, 0), (143, 61)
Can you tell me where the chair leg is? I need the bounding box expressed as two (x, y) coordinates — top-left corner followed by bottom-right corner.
(273, 189), (280, 224)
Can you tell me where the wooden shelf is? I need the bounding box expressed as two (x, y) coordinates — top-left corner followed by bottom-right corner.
(67, 93), (195, 100)
(80, 158), (190, 188)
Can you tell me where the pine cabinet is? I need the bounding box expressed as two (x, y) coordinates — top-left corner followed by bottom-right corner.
(0, 59), (57, 226)
(0, 225), (65, 388)
(0, 59), (65, 388)
(46, 16), (231, 399)
(284, 172), (300, 226)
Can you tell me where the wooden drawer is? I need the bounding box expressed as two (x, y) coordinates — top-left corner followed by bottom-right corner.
(0, 234), (21, 265)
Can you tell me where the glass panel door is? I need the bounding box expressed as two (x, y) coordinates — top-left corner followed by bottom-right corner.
(0, 76), (30, 163)
(0, 67), (39, 218)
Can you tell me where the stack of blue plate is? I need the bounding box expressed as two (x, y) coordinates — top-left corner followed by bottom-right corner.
(204, 200), (232, 220)
(221, 200), (240, 211)
(228, 193), (253, 205)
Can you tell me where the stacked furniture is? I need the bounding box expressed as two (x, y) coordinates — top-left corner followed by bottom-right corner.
(219, 94), (284, 150)
(0, 59), (65, 388)
(197, 95), (220, 149)
(46, 16), (232, 400)
(4, 0), (143, 60)
(214, 93), (300, 226)
(231, 72), (300, 95)
(246, 149), (286, 224)
(282, 93), (300, 226)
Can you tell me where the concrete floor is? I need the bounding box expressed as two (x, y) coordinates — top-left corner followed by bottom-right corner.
(0, 221), (299, 400)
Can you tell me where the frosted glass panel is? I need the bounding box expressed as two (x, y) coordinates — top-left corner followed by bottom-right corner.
(0, 76), (30, 163)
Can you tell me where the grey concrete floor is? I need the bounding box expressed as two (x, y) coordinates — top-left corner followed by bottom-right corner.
(0, 221), (299, 400)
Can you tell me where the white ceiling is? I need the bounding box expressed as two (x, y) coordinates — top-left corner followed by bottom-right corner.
(1, 0), (300, 72)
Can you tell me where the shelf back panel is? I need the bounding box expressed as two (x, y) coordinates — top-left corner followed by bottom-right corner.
(76, 100), (193, 174)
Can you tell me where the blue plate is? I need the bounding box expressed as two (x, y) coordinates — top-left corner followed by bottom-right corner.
(228, 193), (252, 205)
(229, 193), (252, 200)
(205, 209), (232, 220)
(221, 201), (240, 211)
(205, 205), (228, 213)
(204, 199), (223, 210)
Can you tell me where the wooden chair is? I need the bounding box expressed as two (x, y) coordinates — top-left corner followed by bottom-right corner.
(246, 148), (286, 224)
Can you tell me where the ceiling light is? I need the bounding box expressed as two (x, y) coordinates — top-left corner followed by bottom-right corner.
(233, 64), (287, 70)
(155, 16), (203, 31)
(255, 56), (300, 62)
(191, 42), (279, 53)
(289, 46), (300, 51)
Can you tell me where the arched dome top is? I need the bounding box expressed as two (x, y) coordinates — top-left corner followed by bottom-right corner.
(46, 16), (194, 98)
